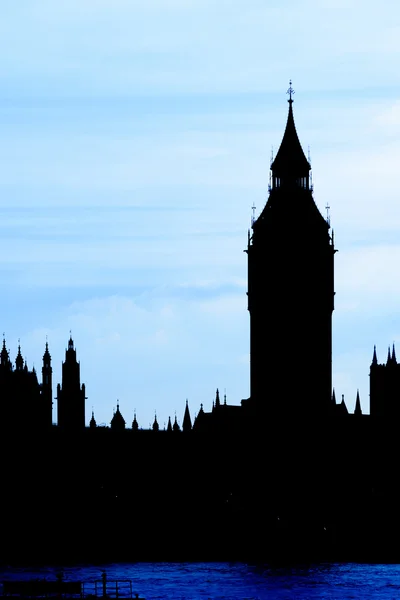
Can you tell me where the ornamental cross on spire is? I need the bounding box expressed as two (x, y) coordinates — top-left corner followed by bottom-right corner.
(251, 203), (256, 225)
(287, 80), (294, 103)
(325, 203), (330, 225)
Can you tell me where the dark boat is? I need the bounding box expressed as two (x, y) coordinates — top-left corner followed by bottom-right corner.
(1, 576), (144, 600)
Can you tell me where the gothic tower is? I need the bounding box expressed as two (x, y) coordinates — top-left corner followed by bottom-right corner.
(370, 344), (400, 418)
(246, 84), (335, 419)
(41, 341), (53, 427)
(57, 335), (86, 429)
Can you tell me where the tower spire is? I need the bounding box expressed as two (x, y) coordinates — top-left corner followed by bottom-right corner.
(15, 343), (24, 371)
(132, 410), (139, 431)
(90, 410), (97, 429)
(354, 390), (362, 416)
(287, 79), (294, 104)
(372, 345), (378, 365)
(182, 399), (192, 432)
(152, 412), (159, 432)
(173, 414), (180, 432)
(270, 83), (310, 188)
(387, 346), (392, 365)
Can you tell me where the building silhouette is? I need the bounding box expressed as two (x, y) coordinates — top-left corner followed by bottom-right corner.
(370, 344), (400, 418)
(0, 337), (52, 431)
(57, 334), (86, 430)
(245, 85), (335, 419)
(2, 84), (400, 563)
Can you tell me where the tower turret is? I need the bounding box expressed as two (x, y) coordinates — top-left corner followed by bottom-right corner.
(110, 403), (126, 431)
(90, 410), (97, 429)
(57, 335), (86, 430)
(41, 341), (53, 427)
(15, 344), (23, 371)
(372, 345), (378, 366)
(132, 411), (139, 431)
(152, 413), (159, 432)
(354, 390), (362, 416)
(1, 337), (12, 371)
(182, 399), (192, 432)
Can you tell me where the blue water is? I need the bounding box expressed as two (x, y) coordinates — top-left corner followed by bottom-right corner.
(1, 563), (400, 599)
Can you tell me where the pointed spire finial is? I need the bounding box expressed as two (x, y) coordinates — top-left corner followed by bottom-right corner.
(372, 345), (378, 365)
(325, 203), (330, 226)
(251, 203), (256, 226)
(387, 346), (392, 365)
(393, 343), (397, 364)
(183, 399), (192, 432)
(354, 389), (362, 416)
(287, 79), (295, 104)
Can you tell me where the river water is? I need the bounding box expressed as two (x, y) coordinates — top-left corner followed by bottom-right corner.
(1, 562), (400, 599)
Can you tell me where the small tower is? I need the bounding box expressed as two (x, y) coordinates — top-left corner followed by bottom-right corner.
(386, 346), (392, 366)
(173, 415), (180, 432)
(182, 399), (192, 432)
(57, 335), (86, 430)
(370, 343), (400, 418)
(15, 344), (24, 371)
(0, 337), (12, 371)
(110, 402), (126, 431)
(340, 394), (348, 415)
(152, 413), (159, 432)
(89, 410), (97, 429)
(354, 390), (362, 416)
(215, 388), (220, 409)
(132, 411), (139, 431)
(41, 341), (53, 428)
(370, 344), (381, 416)
(167, 416), (173, 432)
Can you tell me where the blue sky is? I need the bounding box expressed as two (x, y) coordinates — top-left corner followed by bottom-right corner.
(1, 0), (399, 427)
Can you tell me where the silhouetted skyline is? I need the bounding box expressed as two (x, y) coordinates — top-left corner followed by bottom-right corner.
(0, 3), (399, 428)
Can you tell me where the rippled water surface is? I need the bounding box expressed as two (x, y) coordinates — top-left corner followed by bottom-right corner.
(1, 563), (400, 599)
